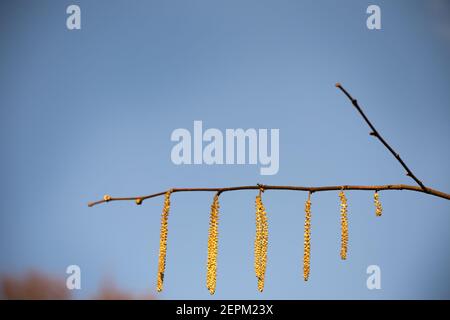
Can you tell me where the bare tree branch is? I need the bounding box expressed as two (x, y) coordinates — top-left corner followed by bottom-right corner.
(88, 84), (450, 208)
(88, 184), (450, 207)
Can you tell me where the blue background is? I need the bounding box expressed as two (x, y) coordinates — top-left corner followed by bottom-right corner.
(0, 0), (449, 299)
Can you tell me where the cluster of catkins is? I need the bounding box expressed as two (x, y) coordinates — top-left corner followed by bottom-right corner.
(153, 189), (383, 293)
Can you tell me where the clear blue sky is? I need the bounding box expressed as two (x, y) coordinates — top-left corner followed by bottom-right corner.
(0, 0), (449, 299)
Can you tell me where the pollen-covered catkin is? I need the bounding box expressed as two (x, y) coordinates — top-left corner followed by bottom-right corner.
(156, 190), (172, 292)
(206, 193), (220, 295)
(303, 193), (312, 281)
(374, 192), (382, 217)
(254, 191), (268, 292)
(339, 191), (348, 260)
(254, 196), (262, 282)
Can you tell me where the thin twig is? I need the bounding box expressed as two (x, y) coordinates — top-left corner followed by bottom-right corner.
(335, 83), (427, 191)
(88, 184), (450, 207)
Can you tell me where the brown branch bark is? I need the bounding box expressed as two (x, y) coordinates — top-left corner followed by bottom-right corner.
(88, 184), (450, 207)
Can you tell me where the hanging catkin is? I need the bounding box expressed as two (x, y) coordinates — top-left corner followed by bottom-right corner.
(156, 190), (172, 292)
(303, 192), (312, 281)
(254, 188), (268, 292)
(339, 190), (348, 260)
(206, 193), (220, 295)
(374, 191), (382, 217)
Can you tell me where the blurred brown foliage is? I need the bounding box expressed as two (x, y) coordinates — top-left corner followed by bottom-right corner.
(92, 282), (154, 300)
(0, 271), (155, 300)
(1, 271), (69, 300)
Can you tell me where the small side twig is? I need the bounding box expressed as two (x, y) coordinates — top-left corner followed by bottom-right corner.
(335, 83), (427, 191)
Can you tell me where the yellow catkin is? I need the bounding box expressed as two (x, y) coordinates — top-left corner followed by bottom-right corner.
(303, 193), (312, 281)
(254, 190), (268, 292)
(254, 196), (262, 281)
(156, 190), (172, 292)
(339, 190), (348, 260)
(206, 193), (220, 295)
(374, 192), (382, 217)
